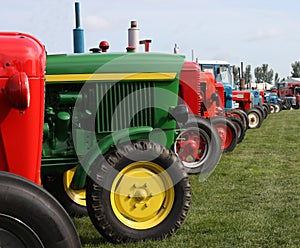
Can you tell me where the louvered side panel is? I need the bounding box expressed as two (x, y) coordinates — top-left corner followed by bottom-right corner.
(96, 82), (154, 133)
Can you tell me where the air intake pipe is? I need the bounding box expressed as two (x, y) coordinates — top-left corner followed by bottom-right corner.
(73, 2), (84, 53)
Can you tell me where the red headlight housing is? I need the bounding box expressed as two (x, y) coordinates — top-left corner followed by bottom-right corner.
(5, 72), (30, 110)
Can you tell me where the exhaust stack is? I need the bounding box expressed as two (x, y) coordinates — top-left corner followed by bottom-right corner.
(73, 2), (84, 53)
(128, 21), (139, 52)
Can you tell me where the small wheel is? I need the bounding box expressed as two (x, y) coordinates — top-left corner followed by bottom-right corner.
(211, 116), (238, 152)
(292, 103), (300, 109)
(86, 140), (191, 243)
(228, 115), (246, 143)
(0, 172), (81, 248)
(42, 166), (88, 217)
(269, 104), (276, 113)
(174, 115), (221, 174)
(246, 108), (263, 129)
(274, 102), (282, 112)
(276, 101), (283, 111)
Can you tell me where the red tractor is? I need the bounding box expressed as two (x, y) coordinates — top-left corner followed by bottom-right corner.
(176, 61), (246, 164)
(197, 60), (267, 129)
(0, 32), (81, 247)
(278, 81), (300, 109)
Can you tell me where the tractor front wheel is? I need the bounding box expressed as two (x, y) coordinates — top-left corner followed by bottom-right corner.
(174, 116), (221, 174)
(228, 115), (246, 143)
(246, 108), (263, 129)
(211, 116), (238, 152)
(86, 140), (191, 243)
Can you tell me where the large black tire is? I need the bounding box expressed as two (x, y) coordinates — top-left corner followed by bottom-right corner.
(42, 167), (88, 217)
(246, 108), (263, 129)
(86, 140), (191, 243)
(0, 172), (81, 248)
(263, 103), (271, 115)
(211, 116), (238, 153)
(226, 108), (249, 131)
(292, 103), (300, 109)
(228, 115), (246, 144)
(174, 115), (222, 174)
(262, 103), (270, 118)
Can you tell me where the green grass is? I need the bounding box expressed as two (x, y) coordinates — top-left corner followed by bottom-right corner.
(73, 110), (300, 248)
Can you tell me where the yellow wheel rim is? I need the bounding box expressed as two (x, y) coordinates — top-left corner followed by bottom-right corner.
(111, 161), (175, 230)
(63, 167), (86, 207)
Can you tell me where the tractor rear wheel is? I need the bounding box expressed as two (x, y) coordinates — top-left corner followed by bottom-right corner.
(42, 166), (87, 217)
(226, 108), (248, 131)
(0, 172), (81, 248)
(174, 115), (221, 174)
(228, 115), (246, 143)
(262, 104), (270, 118)
(86, 140), (191, 243)
(254, 105), (266, 119)
(211, 116), (238, 152)
(263, 103), (271, 114)
(246, 108), (263, 129)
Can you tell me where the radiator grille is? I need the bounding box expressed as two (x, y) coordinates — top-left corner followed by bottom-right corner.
(95, 82), (155, 132)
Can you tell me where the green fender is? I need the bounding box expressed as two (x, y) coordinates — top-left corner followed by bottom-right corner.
(70, 126), (153, 190)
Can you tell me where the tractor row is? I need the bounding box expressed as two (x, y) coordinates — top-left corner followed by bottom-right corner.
(278, 81), (300, 110)
(0, 29), (250, 246)
(197, 60), (287, 129)
(1, 6), (296, 247)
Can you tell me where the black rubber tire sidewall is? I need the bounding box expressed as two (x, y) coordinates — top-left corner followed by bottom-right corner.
(225, 108), (249, 131)
(211, 116), (238, 152)
(228, 115), (246, 143)
(0, 172), (81, 248)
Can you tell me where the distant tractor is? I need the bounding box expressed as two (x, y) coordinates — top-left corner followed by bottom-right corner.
(0, 32), (81, 248)
(264, 90), (282, 113)
(278, 81), (300, 109)
(198, 60), (266, 129)
(177, 61), (246, 155)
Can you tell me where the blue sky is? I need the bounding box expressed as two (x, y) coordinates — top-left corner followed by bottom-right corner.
(1, 0), (300, 79)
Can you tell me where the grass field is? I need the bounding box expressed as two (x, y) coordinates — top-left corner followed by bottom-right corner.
(73, 109), (300, 248)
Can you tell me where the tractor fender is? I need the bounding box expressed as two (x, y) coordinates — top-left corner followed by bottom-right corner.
(70, 126), (153, 190)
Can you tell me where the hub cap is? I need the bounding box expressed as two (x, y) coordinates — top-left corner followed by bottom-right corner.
(111, 161), (174, 229)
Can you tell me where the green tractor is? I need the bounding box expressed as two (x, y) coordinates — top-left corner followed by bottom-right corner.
(41, 52), (196, 243)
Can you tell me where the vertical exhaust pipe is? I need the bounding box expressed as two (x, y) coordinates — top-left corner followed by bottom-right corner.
(128, 21), (139, 52)
(73, 1), (84, 53)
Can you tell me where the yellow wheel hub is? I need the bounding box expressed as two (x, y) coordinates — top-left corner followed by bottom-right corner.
(111, 161), (174, 229)
(63, 167), (86, 207)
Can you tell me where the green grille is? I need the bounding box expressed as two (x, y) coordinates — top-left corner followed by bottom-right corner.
(96, 82), (155, 132)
